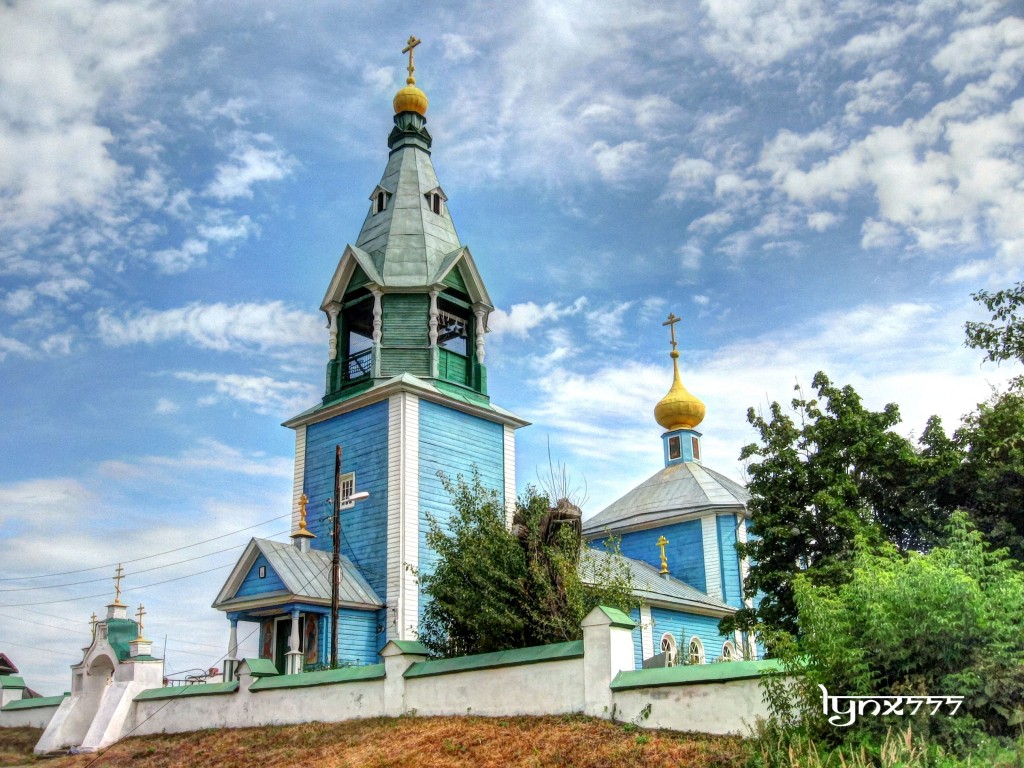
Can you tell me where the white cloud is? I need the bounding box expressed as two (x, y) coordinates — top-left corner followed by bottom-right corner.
(361, 64), (395, 92)
(588, 140), (647, 183)
(0, 333), (33, 361)
(35, 277), (90, 302)
(663, 157), (715, 201)
(442, 33), (477, 62)
(205, 133), (297, 201)
(151, 238), (209, 275)
(932, 16), (1024, 84)
(807, 211), (840, 232)
(98, 437), (292, 479)
(197, 214), (257, 243)
(489, 298), (587, 339)
(2, 288), (35, 315)
(0, 477), (97, 529)
(0, 1), (173, 228)
(96, 301), (322, 353)
(173, 372), (320, 416)
(693, 294), (711, 306)
(700, 0), (833, 73)
(841, 70), (906, 125)
(586, 301), (634, 340)
(678, 240), (704, 270)
(155, 398), (179, 414)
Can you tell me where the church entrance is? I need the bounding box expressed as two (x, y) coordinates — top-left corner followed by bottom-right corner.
(273, 616), (305, 673)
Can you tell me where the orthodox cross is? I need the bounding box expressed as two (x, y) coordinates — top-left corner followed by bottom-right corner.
(662, 312), (680, 352)
(402, 35), (422, 82)
(112, 563), (125, 605)
(656, 535), (669, 574)
(135, 604), (146, 639)
(89, 612), (98, 638)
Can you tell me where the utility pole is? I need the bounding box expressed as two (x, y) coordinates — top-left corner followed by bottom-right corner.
(331, 444), (342, 669)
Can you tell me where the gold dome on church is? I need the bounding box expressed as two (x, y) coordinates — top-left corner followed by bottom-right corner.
(394, 35), (428, 115)
(393, 81), (428, 115)
(654, 351), (706, 430)
(653, 313), (705, 431)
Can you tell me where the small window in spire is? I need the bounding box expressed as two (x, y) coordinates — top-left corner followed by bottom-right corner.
(424, 186), (447, 217)
(691, 436), (701, 460)
(370, 186), (391, 215)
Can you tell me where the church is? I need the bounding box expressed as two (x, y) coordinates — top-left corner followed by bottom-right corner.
(211, 38), (756, 677)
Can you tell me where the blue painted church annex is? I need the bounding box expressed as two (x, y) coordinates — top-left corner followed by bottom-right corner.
(212, 41), (757, 675)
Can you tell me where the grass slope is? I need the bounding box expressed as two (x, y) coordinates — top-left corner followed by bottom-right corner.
(1, 716), (744, 768)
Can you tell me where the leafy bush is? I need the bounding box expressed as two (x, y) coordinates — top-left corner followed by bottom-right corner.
(762, 513), (1024, 753)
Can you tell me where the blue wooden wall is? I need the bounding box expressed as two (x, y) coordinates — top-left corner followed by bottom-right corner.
(303, 401), (390, 601)
(630, 607), (643, 669)
(717, 515), (742, 608)
(236, 553), (284, 598)
(417, 400), (505, 621)
(650, 607), (726, 663)
(604, 519), (706, 593)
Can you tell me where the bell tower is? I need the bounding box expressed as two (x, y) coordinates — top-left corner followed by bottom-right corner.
(281, 38), (527, 647)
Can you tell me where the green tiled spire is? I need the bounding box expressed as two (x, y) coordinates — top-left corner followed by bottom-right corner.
(354, 112), (463, 286)
(319, 65), (494, 403)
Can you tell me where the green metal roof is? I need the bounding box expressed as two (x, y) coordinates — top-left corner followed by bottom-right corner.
(1, 693), (67, 711)
(354, 118), (462, 289)
(251, 663), (385, 691)
(0, 675), (26, 688)
(404, 640), (584, 679)
(385, 640), (430, 655)
(610, 658), (783, 691)
(134, 681), (239, 701)
(105, 618), (141, 662)
(240, 658), (279, 677)
(591, 606), (636, 629)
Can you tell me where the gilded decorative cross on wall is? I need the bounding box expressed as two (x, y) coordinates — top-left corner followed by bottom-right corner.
(662, 313), (680, 352)
(112, 563), (125, 606)
(656, 535), (669, 575)
(402, 35), (422, 83)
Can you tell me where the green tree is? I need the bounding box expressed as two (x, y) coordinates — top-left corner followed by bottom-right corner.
(763, 513), (1024, 752)
(965, 281), (1024, 378)
(418, 471), (634, 657)
(725, 372), (946, 637)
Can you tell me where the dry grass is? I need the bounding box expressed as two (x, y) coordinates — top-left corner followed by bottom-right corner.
(7, 716), (746, 768)
(0, 726), (43, 766)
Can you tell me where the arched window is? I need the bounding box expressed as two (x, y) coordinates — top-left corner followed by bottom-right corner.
(721, 641), (737, 661)
(659, 633), (678, 666)
(688, 636), (705, 665)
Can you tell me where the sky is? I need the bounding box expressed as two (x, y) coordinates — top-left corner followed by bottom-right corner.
(1, 0), (1022, 695)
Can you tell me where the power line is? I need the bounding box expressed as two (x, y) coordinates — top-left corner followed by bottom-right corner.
(0, 562), (236, 608)
(0, 513), (293, 582)
(0, 529), (291, 593)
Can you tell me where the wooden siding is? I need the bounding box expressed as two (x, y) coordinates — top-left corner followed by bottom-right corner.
(717, 515), (742, 608)
(386, 393), (421, 641)
(380, 347), (431, 378)
(639, 604), (654, 663)
(617, 520), (706, 593)
(503, 425), (516, 525)
(442, 266), (468, 293)
(649, 607), (726, 664)
(332, 607), (379, 666)
(630, 607), (643, 669)
(382, 294), (428, 346)
(347, 264), (371, 292)
(417, 400), (505, 623)
(303, 401), (390, 602)
(437, 348), (469, 385)
(291, 425), (307, 534)
(236, 554), (284, 598)
(701, 515), (722, 600)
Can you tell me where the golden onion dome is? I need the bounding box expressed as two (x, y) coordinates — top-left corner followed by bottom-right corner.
(654, 349), (706, 431)
(393, 78), (428, 116)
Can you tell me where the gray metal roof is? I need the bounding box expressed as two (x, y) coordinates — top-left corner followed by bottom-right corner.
(213, 538), (382, 610)
(354, 142), (462, 287)
(582, 462), (749, 536)
(581, 548), (734, 614)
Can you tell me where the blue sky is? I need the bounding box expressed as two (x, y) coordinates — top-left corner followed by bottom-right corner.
(1, 0), (1022, 694)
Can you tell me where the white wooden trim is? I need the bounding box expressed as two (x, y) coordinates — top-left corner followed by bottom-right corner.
(639, 604), (654, 662)
(386, 393), (421, 641)
(503, 424), (516, 527)
(701, 515), (722, 601)
(291, 425), (306, 534)
(737, 517), (752, 609)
